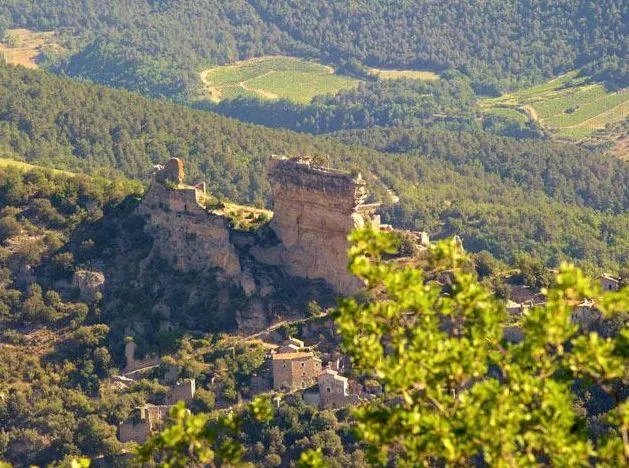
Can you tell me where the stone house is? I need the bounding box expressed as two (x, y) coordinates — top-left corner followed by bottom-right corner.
(272, 351), (322, 391)
(118, 404), (171, 444)
(570, 299), (600, 330)
(318, 369), (359, 409)
(600, 273), (620, 292)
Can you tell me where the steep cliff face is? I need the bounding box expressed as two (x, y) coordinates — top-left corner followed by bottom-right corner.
(137, 179), (241, 278)
(132, 157), (383, 335)
(259, 156), (379, 295)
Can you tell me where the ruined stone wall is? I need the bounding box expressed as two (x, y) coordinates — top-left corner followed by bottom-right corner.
(137, 180), (241, 277)
(124, 341), (160, 373)
(118, 418), (151, 444)
(118, 405), (170, 443)
(263, 156), (378, 295)
(165, 379), (196, 404)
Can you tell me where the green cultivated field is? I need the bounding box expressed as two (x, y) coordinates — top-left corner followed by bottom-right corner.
(199, 56), (360, 104)
(481, 72), (628, 141)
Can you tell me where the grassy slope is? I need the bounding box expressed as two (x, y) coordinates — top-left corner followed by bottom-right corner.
(368, 67), (439, 81)
(481, 72), (628, 141)
(0, 156), (74, 175)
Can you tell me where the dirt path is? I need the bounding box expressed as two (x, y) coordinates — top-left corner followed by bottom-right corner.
(199, 69), (222, 102)
(372, 175), (400, 204)
(239, 71), (279, 99)
(522, 105), (540, 122)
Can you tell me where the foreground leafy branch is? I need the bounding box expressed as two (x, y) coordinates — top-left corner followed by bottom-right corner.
(136, 397), (273, 467)
(334, 227), (628, 466)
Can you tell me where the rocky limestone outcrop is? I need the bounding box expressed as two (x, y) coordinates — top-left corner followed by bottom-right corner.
(131, 156), (402, 335)
(155, 157), (185, 185)
(136, 165), (241, 278)
(252, 156), (379, 295)
(72, 269), (105, 302)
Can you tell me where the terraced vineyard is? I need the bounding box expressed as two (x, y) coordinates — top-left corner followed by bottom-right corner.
(199, 56), (359, 104)
(481, 72), (628, 142)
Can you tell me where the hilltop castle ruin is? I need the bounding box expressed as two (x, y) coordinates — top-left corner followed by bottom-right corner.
(137, 155), (380, 300)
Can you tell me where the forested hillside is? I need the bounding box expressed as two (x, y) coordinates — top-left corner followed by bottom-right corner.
(1, 0), (626, 98)
(252, 0), (628, 92)
(0, 64), (627, 271)
(0, 0), (295, 99)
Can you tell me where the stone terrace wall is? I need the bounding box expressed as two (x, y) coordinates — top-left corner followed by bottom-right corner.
(265, 156), (378, 295)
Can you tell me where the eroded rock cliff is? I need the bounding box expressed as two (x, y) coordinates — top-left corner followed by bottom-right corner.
(253, 156), (380, 295)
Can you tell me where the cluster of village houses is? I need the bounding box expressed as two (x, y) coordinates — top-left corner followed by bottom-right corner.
(115, 273), (622, 444)
(505, 273), (621, 331)
(116, 337), (364, 443)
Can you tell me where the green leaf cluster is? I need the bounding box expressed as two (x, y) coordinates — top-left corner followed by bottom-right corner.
(335, 227), (628, 466)
(137, 396), (274, 467)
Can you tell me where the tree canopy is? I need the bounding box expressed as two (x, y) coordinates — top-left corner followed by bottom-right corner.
(333, 227), (628, 465)
(0, 63), (627, 271)
(0, 0), (626, 98)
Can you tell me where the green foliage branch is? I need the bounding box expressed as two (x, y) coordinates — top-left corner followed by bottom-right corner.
(137, 396), (274, 467)
(334, 227), (628, 466)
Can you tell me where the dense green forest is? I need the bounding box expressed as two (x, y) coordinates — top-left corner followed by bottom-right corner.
(0, 0), (295, 99)
(1, 0), (626, 98)
(0, 64), (627, 271)
(251, 0), (628, 92)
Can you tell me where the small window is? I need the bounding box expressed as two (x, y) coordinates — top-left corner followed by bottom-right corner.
(301, 362), (304, 367)
(327, 387), (331, 392)
(283, 363), (286, 368)
(302, 372), (306, 376)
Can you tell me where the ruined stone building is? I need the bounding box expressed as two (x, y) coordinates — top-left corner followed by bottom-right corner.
(318, 369), (360, 409)
(118, 404), (170, 444)
(124, 340), (160, 373)
(272, 350), (322, 391)
(277, 337), (305, 354)
(137, 163), (241, 277)
(165, 378), (196, 405)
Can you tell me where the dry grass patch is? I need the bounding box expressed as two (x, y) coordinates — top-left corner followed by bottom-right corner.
(0, 28), (62, 69)
(368, 67), (439, 81)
